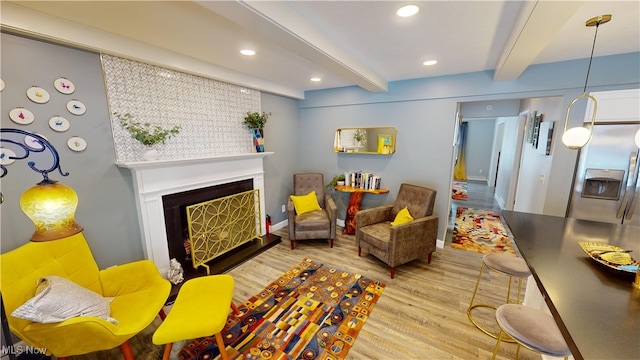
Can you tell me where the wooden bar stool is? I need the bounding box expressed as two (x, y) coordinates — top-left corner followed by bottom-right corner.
(491, 304), (571, 360)
(467, 253), (531, 339)
(153, 274), (240, 360)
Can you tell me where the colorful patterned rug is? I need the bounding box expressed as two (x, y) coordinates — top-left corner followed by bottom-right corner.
(452, 181), (468, 200)
(178, 258), (386, 360)
(451, 207), (514, 255)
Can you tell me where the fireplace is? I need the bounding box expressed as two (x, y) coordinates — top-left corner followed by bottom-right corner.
(163, 179), (256, 275)
(116, 153), (272, 276)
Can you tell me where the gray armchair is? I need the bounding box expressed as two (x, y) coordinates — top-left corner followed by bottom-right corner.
(356, 183), (438, 278)
(287, 173), (337, 249)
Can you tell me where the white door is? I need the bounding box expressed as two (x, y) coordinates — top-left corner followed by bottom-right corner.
(494, 116), (526, 210)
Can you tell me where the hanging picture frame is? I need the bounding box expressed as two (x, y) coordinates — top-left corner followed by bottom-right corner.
(537, 121), (555, 156)
(532, 112), (543, 148)
(525, 111), (536, 143)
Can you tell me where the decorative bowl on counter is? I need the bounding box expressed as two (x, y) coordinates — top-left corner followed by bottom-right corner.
(578, 241), (639, 274)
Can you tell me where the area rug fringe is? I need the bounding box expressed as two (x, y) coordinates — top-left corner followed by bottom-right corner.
(451, 207), (514, 255)
(178, 258), (385, 359)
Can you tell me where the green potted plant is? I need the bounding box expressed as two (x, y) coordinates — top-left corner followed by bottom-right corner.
(244, 111), (270, 153)
(114, 112), (181, 160)
(243, 111), (271, 129)
(326, 173), (346, 189)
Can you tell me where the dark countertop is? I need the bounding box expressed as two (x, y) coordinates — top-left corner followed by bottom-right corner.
(502, 211), (640, 360)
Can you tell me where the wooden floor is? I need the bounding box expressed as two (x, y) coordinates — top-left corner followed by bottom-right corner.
(449, 180), (501, 226)
(68, 209), (539, 360)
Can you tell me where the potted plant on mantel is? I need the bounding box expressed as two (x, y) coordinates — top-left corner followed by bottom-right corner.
(243, 111), (270, 130)
(243, 111), (270, 153)
(114, 112), (181, 161)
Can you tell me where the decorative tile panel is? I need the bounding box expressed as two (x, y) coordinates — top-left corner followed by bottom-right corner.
(101, 55), (260, 162)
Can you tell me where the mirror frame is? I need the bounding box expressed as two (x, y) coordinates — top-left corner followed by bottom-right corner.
(334, 127), (397, 154)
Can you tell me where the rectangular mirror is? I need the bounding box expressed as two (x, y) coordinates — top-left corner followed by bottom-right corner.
(334, 127), (397, 154)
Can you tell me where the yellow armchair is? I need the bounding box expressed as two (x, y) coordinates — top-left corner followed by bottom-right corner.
(0, 232), (171, 358)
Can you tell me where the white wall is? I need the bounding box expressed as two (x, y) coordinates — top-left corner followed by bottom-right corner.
(515, 97), (565, 214)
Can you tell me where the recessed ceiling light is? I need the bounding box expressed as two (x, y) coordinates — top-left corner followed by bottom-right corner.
(423, 60), (438, 66)
(397, 4), (420, 17)
(240, 49), (256, 56)
(310, 77), (322, 82)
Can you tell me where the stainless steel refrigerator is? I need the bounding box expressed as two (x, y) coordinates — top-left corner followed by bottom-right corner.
(568, 122), (640, 225)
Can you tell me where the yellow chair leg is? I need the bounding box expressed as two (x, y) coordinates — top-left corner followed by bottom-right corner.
(162, 343), (173, 360)
(215, 332), (229, 360)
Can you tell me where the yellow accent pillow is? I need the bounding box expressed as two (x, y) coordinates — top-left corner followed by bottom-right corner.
(290, 191), (322, 215)
(391, 207), (413, 226)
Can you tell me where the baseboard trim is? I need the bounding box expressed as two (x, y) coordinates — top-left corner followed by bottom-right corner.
(467, 176), (488, 182)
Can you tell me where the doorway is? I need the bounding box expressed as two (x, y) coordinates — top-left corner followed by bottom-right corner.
(447, 100), (527, 245)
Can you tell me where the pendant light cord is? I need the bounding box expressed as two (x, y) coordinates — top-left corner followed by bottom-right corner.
(583, 23), (600, 93)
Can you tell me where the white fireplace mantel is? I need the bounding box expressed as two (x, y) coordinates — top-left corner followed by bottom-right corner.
(116, 152), (273, 276)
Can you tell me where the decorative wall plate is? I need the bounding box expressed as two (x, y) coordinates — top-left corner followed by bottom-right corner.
(49, 116), (70, 132)
(0, 148), (17, 165)
(66, 100), (86, 115)
(26, 86), (50, 104)
(0, 79), (5, 92)
(67, 136), (87, 152)
(54, 77), (75, 94)
(9, 108), (35, 125)
(24, 134), (46, 150)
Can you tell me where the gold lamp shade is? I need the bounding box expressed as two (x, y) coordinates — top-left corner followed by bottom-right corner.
(20, 180), (83, 242)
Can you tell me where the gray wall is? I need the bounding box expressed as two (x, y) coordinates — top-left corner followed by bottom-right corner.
(0, 33), (300, 268)
(0, 33), (142, 268)
(261, 92), (301, 225)
(464, 119), (496, 182)
(300, 53), (640, 241)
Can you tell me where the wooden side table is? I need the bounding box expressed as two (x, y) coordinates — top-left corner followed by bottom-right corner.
(334, 185), (389, 235)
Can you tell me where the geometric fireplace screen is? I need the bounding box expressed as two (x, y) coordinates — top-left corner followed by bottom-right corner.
(185, 189), (262, 275)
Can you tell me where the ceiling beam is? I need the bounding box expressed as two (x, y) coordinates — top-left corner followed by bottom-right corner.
(197, 1), (388, 93)
(493, 1), (583, 81)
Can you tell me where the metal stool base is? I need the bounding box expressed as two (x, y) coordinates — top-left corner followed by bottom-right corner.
(467, 304), (515, 342)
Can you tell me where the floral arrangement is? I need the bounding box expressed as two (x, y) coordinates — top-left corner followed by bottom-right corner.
(243, 111), (271, 129)
(114, 112), (181, 146)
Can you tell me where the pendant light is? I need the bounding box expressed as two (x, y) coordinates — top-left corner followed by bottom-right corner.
(561, 14), (612, 150)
